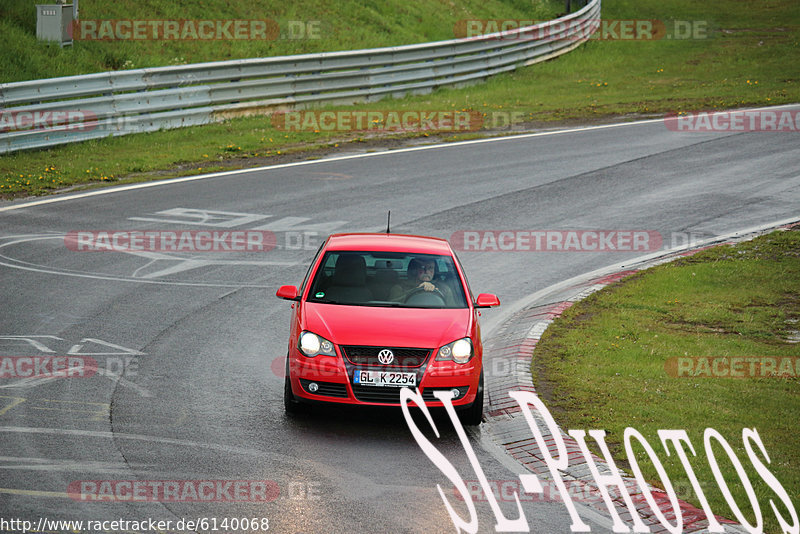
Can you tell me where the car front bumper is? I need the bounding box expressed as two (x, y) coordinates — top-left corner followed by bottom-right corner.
(287, 349), (481, 407)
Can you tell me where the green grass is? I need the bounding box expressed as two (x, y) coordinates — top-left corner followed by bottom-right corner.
(0, 0), (560, 82)
(1, 0), (798, 198)
(531, 228), (800, 534)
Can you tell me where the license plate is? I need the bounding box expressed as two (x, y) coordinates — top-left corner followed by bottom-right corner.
(353, 370), (416, 387)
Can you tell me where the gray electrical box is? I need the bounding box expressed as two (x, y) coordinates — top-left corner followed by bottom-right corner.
(36, 4), (73, 46)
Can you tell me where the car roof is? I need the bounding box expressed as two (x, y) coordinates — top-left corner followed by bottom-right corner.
(324, 233), (454, 255)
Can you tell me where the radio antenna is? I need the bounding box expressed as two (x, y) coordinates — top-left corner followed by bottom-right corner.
(386, 211), (391, 234)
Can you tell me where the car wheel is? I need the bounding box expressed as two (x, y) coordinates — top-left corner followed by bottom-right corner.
(458, 370), (484, 426)
(284, 358), (307, 416)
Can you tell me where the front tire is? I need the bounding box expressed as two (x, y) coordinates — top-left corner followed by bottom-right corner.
(284, 359), (306, 415)
(458, 370), (484, 426)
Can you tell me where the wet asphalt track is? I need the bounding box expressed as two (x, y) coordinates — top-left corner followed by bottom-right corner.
(0, 109), (798, 533)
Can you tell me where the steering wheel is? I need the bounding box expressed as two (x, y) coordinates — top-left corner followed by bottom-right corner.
(404, 286), (446, 305)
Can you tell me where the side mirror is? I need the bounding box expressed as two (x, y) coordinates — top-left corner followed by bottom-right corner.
(475, 293), (500, 308)
(276, 285), (300, 301)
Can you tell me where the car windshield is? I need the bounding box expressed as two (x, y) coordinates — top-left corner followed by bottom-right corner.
(306, 251), (468, 308)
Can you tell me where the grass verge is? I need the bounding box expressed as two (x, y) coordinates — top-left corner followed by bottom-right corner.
(1, 0), (798, 199)
(0, 0), (560, 81)
(531, 226), (800, 534)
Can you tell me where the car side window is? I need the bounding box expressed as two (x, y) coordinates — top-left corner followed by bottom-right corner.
(452, 252), (475, 303)
(299, 241), (326, 295)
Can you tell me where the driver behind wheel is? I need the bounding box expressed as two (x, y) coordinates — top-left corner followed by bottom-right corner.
(389, 257), (454, 304)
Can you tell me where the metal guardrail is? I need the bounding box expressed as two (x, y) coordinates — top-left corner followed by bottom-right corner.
(0, 0), (600, 154)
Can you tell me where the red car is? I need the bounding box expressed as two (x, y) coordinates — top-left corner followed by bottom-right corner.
(276, 233), (500, 425)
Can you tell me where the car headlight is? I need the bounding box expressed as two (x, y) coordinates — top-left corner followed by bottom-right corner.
(436, 338), (473, 364)
(299, 331), (336, 357)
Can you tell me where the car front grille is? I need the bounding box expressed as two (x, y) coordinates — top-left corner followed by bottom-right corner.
(351, 385), (406, 403)
(350, 385), (469, 404)
(341, 346), (432, 368)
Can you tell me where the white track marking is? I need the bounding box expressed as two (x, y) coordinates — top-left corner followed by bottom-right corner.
(0, 234), (289, 287)
(0, 456), (151, 474)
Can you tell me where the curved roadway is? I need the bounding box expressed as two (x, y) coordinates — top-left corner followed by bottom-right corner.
(0, 108), (798, 533)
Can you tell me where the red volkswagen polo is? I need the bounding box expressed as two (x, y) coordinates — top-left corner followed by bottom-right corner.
(276, 233), (499, 425)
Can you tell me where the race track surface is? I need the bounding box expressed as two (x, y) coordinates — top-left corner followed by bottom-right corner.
(1, 110), (798, 533)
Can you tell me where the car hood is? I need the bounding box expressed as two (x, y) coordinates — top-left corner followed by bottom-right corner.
(302, 302), (471, 349)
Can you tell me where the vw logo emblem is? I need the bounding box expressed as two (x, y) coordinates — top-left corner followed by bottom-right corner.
(377, 349), (394, 365)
